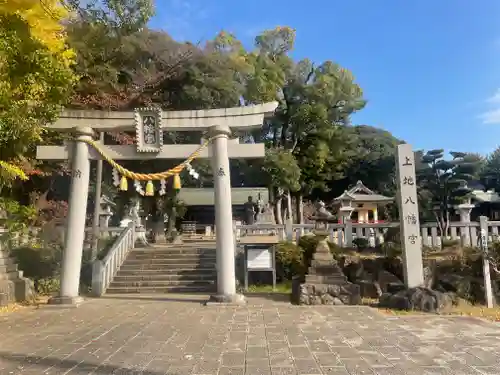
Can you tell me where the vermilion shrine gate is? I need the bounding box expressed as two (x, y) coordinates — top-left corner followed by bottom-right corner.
(37, 102), (278, 305)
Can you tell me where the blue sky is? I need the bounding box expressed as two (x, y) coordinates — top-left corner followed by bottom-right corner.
(149, 0), (500, 155)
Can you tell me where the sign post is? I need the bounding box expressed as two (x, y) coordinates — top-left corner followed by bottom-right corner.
(395, 144), (424, 288)
(243, 245), (276, 291)
(479, 216), (494, 308)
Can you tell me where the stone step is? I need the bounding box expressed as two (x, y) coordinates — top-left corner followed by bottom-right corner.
(106, 285), (216, 294)
(0, 263), (18, 274)
(0, 270), (23, 281)
(120, 263), (216, 271)
(116, 268), (216, 276)
(308, 265), (344, 273)
(131, 247), (215, 254)
(122, 258), (216, 266)
(126, 253), (217, 261)
(305, 275), (347, 284)
(113, 274), (215, 282)
(312, 253), (334, 261)
(109, 280), (215, 288)
(0, 257), (16, 267)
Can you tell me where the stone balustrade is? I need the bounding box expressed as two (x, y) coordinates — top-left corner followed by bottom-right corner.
(235, 220), (500, 249)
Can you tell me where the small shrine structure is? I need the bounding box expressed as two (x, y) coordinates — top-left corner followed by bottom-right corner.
(333, 180), (393, 223)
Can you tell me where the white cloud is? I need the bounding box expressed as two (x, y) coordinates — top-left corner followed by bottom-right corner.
(487, 89), (500, 103)
(480, 89), (500, 124)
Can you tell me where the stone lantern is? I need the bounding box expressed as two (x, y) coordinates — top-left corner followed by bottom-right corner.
(99, 195), (115, 237)
(336, 191), (355, 223)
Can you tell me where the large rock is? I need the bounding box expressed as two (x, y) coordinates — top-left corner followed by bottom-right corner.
(378, 287), (453, 313)
(437, 274), (481, 302)
(356, 279), (382, 298)
(376, 270), (402, 292)
(423, 265), (436, 289)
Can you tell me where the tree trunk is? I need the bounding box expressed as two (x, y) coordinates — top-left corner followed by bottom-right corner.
(295, 192), (304, 224)
(286, 191), (293, 222)
(276, 197), (283, 224)
(444, 210), (450, 239)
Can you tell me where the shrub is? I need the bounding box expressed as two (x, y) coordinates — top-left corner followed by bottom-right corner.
(298, 235), (343, 266)
(10, 245), (62, 281)
(442, 239), (460, 249)
(328, 241), (343, 258)
(298, 235), (320, 267)
(36, 277), (60, 295)
(383, 226), (400, 244)
(274, 242), (304, 281)
(382, 242), (402, 258)
(96, 236), (118, 260)
(353, 237), (369, 250)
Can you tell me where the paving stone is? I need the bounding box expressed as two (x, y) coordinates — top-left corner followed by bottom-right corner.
(319, 367), (349, 374)
(0, 295), (498, 374)
(218, 367), (245, 375)
(271, 366), (298, 375)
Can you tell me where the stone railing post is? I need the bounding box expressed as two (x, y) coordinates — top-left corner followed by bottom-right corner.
(99, 212), (112, 239)
(344, 219), (353, 248)
(91, 260), (104, 297)
(285, 220), (293, 242)
(49, 126), (93, 306)
(456, 203), (474, 247)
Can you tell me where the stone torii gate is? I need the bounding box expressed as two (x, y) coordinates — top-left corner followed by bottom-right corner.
(37, 102), (278, 305)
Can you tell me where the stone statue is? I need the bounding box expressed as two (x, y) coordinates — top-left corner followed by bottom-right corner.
(256, 193), (265, 220)
(243, 196), (257, 225)
(129, 198), (142, 227)
(316, 201), (334, 219)
(256, 202), (274, 224)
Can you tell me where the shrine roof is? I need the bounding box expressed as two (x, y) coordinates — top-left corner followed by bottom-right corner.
(471, 189), (500, 203)
(334, 180), (394, 203)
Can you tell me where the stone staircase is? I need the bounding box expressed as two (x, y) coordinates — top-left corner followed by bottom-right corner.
(0, 249), (34, 306)
(106, 243), (217, 294)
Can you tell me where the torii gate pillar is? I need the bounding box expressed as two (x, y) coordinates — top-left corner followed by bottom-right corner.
(208, 125), (241, 303)
(49, 126), (93, 306)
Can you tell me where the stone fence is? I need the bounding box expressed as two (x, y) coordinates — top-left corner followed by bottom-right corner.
(235, 220), (500, 249)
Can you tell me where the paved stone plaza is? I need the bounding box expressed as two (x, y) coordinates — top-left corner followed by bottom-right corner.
(0, 295), (500, 375)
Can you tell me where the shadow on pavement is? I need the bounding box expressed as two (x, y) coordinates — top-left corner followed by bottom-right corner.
(97, 294), (207, 304)
(244, 292), (291, 303)
(0, 351), (180, 375)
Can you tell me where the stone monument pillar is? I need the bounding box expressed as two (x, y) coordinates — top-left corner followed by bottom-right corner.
(49, 126), (93, 305)
(395, 144), (424, 288)
(207, 125), (244, 304)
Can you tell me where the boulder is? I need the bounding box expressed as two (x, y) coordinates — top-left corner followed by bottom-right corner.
(437, 274), (482, 302)
(343, 261), (364, 283)
(378, 287), (453, 313)
(356, 280), (382, 298)
(387, 282), (405, 294)
(377, 270), (402, 292)
(423, 265), (436, 289)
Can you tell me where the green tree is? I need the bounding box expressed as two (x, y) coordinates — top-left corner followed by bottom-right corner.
(417, 150), (481, 236)
(249, 27), (366, 223)
(327, 126), (402, 196)
(0, 0), (76, 192)
(481, 147), (500, 190)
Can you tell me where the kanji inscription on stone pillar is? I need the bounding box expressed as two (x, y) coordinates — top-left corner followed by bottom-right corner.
(395, 144), (424, 288)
